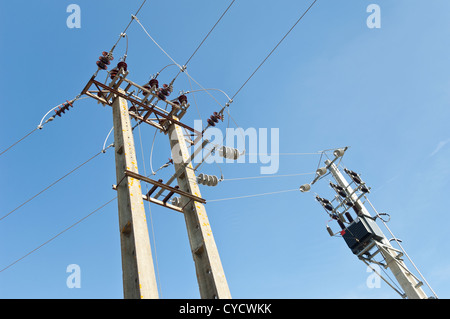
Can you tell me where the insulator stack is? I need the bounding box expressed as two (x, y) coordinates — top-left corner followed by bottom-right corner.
(207, 112), (222, 127)
(96, 51), (114, 70)
(360, 185), (370, 193)
(333, 148), (346, 158)
(117, 61), (127, 72)
(178, 94), (188, 105)
(218, 146), (241, 160)
(326, 225), (334, 236)
(330, 182), (347, 198)
(316, 196), (333, 212)
(345, 199), (354, 207)
(142, 82), (151, 91)
(299, 184), (311, 192)
(344, 168), (362, 184)
(150, 78), (159, 89)
(343, 168), (370, 193)
(197, 173), (219, 187)
(157, 84), (172, 100)
(316, 167), (327, 176)
(54, 100), (74, 117)
(110, 67), (119, 80)
(142, 79), (159, 94)
(110, 61), (127, 79)
(171, 197), (181, 207)
(345, 212), (354, 223)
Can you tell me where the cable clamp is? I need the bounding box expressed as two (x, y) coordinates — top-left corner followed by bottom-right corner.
(225, 99), (233, 107)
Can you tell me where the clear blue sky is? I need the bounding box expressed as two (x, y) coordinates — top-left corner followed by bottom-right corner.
(0, 0), (449, 299)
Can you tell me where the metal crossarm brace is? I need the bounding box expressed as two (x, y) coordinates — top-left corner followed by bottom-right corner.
(81, 75), (202, 138)
(123, 169), (206, 204)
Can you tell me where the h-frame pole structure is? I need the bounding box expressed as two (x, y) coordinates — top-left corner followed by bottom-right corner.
(82, 62), (231, 299)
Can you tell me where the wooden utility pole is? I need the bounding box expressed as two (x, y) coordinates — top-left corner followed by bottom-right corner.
(112, 94), (159, 299)
(167, 121), (231, 299)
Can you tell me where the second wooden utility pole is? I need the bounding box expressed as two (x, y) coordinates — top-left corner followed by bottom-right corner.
(167, 121), (231, 299)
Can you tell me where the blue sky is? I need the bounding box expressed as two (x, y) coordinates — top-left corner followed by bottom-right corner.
(0, 0), (449, 299)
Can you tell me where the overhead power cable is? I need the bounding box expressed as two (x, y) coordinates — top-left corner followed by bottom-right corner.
(0, 128), (38, 158)
(222, 172), (315, 182)
(192, 0), (319, 135)
(246, 152), (322, 156)
(133, 17), (227, 117)
(208, 188), (298, 203)
(110, 0), (148, 54)
(165, 0), (237, 84)
(184, 0), (236, 67)
(0, 144), (113, 222)
(133, 16), (183, 70)
(0, 96), (88, 159)
(0, 197), (117, 274)
(132, 1), (235, 107)
(231, 0), (318, 100)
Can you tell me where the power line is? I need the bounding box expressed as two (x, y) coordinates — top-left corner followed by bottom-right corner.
(0, 145), (113, 222)
(183, 0), (236, 68)
(208, 188), (298, 203)
(131, 3), (235, 109)
(231, 0), (319, 100)
(133, 13), (227, 112)
(134, 16), (183, 70)
(110, 0), (148, 53)
(190, 0), (319, 132)
(246, 152), (322, 156)
(222, 172), (315, 182)
(170, 0), (236, 84)
(0, 197), (117, 274)
(0, 128), (38, 158)
(184, 70), (224, 108)
(0, 96), (89, 159)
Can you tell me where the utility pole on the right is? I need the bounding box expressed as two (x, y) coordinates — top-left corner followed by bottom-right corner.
(326, 160), (427, 299)
(300, 149), (437, 299)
